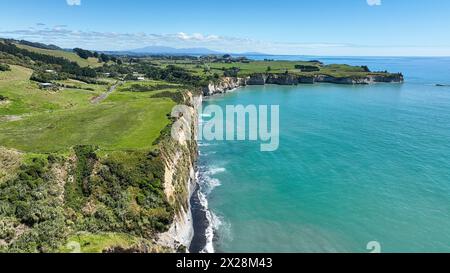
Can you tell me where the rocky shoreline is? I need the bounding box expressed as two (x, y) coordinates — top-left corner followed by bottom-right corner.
(203, 73), (404, 96)
(160, 71), (404, 253)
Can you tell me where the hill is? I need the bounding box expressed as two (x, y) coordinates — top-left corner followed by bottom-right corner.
(14, 43), (102, 68)
(130, 46), (221, 55)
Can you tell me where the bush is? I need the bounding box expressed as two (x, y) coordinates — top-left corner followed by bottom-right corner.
(223, 67), (240, 77)
(0, 146), (174, 252)
(122, 83), (176, 92)
(361, 65), (371, 72)
(151, 91), (185, 104)
(0, 63), (10, 72)
(294, 65), (320, 72)
(73, 48), (94, 59)
(0, 155), (69, 252)
(30, 71), (66, 83)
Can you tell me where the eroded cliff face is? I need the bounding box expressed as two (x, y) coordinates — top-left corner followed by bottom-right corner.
(313, 74), (404, 84)
(202, 73), (404, 96)
(157, 91), (201, 252)
(202, 77), (248, 96)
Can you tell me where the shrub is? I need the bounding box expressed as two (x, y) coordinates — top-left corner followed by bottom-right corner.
(122, 83), (176, 92)
(294, 65), (320, 72)
(30, 71), (65, 83)
(73, 48), (94, 59)
(0, 63), (10, 72)
(223, 67), (240, 77)
(151, 91), (185, 104)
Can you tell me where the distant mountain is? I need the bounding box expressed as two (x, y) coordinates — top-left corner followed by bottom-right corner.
(130, 46), (222, 55)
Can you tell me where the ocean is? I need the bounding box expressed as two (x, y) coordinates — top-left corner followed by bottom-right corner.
(192, 56), (450, 253)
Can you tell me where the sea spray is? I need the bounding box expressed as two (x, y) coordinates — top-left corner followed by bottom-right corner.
(189, 162), (229, 253)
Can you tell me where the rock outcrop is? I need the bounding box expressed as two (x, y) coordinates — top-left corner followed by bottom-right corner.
(202, 77), (247, 96)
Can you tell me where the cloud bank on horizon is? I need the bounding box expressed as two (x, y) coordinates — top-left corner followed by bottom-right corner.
(2, 26), (449, 57)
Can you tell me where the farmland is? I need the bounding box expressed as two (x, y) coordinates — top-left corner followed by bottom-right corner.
(15, 43), (102, 68)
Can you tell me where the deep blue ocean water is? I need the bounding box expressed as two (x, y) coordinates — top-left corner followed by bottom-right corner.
(197, 56), (450, 253)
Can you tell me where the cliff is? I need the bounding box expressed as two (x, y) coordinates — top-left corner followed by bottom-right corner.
(0, 91), (202, 253)
(157, 91), (201, 252)
(203, 73), (404, 96)
(202, 77), (247, 96)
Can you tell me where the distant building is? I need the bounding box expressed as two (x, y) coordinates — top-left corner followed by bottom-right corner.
(137, 77), (145, 81)
(103, 72), (111, 77)
(45, 69), (56, 73)
(39, 83), (54, 89)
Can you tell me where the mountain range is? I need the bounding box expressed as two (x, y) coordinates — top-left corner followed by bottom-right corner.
(130, 46), (221, 55)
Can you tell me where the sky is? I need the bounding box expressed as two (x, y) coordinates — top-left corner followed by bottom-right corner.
(1, 0), (450, 56)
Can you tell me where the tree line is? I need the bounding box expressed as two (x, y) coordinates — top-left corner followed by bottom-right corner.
(73, 48), (122, 64)
(0, 42), (97, 78)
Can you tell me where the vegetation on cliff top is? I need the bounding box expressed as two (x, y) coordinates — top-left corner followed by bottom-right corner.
(0, 147), (173, 253)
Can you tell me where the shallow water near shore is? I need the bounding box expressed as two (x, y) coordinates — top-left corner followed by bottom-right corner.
(196, 57), (450, 253)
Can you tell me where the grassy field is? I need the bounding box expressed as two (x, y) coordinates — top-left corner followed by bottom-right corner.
(15, 43), (102, 67)
(156, 59), (387, 78)
(60, 233), (138, 253)
(0, 65), (103, 116)
(0, 99), (174, 152)
(0, 66), (177, 153)
(117, 80), (181, 93)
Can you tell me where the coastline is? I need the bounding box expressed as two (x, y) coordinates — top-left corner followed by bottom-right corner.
(188, 176), (216, 253)
(202, 73), (404, 96)
(187, 72), (405, 253)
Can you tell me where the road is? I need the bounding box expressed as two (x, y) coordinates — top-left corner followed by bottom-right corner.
(91, 81), (122, 104)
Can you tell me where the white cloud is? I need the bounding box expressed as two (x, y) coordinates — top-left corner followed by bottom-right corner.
(66, 0), (81, 6)
(176, 32), (220, 42)
(0, 28), (232, 51)
(367, 0), (381, 6)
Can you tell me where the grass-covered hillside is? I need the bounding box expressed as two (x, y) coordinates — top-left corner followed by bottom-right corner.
(152, 55), (399, 79)
(0, 40), (193, 253)
(15, 43), (102, 68)
(0, 66), (176, 152)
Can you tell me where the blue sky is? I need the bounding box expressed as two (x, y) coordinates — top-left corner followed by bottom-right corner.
(1, 0), (450, 56)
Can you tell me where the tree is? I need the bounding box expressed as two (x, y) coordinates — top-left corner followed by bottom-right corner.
(361, 65), (371, 72)
(294, 65), (320, 72)
(100, 53), (110, 63)
(266, 66), (272, 72)
(223, 67), (240, 77)
(73, 48), (94, 59)
(0, 42), (96, 78)
(0, 63), (11, 71)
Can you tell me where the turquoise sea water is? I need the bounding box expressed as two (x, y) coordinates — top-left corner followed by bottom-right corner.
(198, 57), (450, 253)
